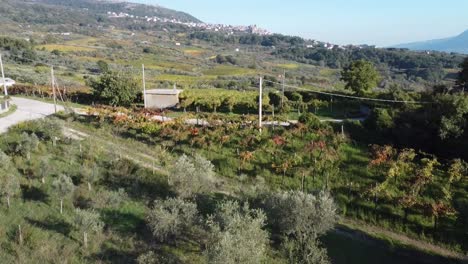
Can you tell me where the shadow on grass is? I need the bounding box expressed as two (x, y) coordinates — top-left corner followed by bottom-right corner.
(26, 216), (73, 237)
(100, 208), (149, 239)
(104, 159), (172, 202)
(323, 225), (463, 264)
(195, 192), (238, 217)
(91, 245), (140, 264)
(21, 184), (48, 202)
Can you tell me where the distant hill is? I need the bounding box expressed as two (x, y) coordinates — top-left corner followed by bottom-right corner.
(0, 0), (201, 25)
(37, 0), (202, 23)
(393, 30), (468, 54)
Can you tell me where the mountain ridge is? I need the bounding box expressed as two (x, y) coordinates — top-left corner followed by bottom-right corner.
(393, 30), (468, 54)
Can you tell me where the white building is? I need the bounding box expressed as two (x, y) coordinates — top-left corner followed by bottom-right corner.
(0, 78), (16, 88)
(144, 89), (183, 109)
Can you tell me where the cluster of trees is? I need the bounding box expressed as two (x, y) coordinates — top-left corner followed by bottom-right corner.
(273, 46), (463, 82)
(357, 91), (468, 160)
(141, 153), (338, 263)
(0, 36), (37, 64)
(0, 119), (106, 250)
(214, 54), (238, 65)
(189, 32), (304, 47)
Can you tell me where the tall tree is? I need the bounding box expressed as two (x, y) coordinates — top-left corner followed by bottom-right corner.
(89, 70), (140, 107)
(341, 60), (380, 96)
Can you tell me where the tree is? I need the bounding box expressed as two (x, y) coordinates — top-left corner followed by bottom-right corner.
(341, 60), (380, 96)
(168, 154), (215, 199)
(264, 191), (337, 264)
(81, 159), (100, 191)
(437, 94), (468, 140)
(16, 132), (39, 160)
(282, 237), (330, 264)
(89, 70), (140, 107)
(204, 201), (269, 264)
(146, 198), (199, 243)
(52, 174), (75, 214)
(38, 157), (51, 184)
(365, 108), (394, 132)
(459, 57), (468, 90)
(74, 208), (103, 249)
(0, 151), (21, 209)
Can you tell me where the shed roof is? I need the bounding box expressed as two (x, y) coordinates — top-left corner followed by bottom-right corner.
(145, 89), (183, 95)
(0, 78), (16, 86)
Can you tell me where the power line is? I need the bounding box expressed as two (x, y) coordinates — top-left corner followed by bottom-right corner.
(263, 79), (432, 105)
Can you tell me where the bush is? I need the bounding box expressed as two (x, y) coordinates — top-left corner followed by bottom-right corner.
(298, 112), (322, 129)
(365, 108), (394, 131)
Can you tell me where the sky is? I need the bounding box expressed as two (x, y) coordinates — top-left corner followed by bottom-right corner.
(130, 0), (468, 47)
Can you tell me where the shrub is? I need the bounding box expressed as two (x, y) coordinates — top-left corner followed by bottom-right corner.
(298, 112), (322, 129)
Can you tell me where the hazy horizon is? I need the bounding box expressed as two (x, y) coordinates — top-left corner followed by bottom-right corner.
(128, 0), (468, 47)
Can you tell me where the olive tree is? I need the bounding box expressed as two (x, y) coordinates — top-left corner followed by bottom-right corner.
(0, 151), (21, 209)
(74, 208), (104, 249)
(81, 160), (100, 192)
(204, 201), (269, 264)
(264, 191), (338, 264)
(169, 154), (215, 199)
(16, 132), (40, 160)
(146, 197), (199, 243)
(52, 174), (75, 214)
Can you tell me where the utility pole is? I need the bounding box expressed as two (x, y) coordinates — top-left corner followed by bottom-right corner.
(0, 54), (7, 97)
(281, 70), (285, 108)
(142, 64), (147, 109)
(259, 77), (263, 131)
(51, 66), (57, 113)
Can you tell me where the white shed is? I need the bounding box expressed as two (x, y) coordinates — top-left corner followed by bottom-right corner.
(0, 78), (16, 87)
(145, 89), (183, 109)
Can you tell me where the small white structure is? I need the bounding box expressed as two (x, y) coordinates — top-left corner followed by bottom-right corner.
(0, 78), (15, 88)
(0, 99), (10, 114)
(145, 88), (183, 109)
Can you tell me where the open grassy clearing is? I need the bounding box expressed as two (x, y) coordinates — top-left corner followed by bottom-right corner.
(37, 44), (97, 52)
(203, 65), (257, 76)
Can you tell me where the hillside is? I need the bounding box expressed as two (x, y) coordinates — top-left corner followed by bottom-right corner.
(394, 30), (468, 54)
(0, 0), (465, 92)
(1, 0), (468, 263)
(0, 0), (201, 26)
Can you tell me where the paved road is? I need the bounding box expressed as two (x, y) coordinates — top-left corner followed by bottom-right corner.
(0, 97), (64, 133)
